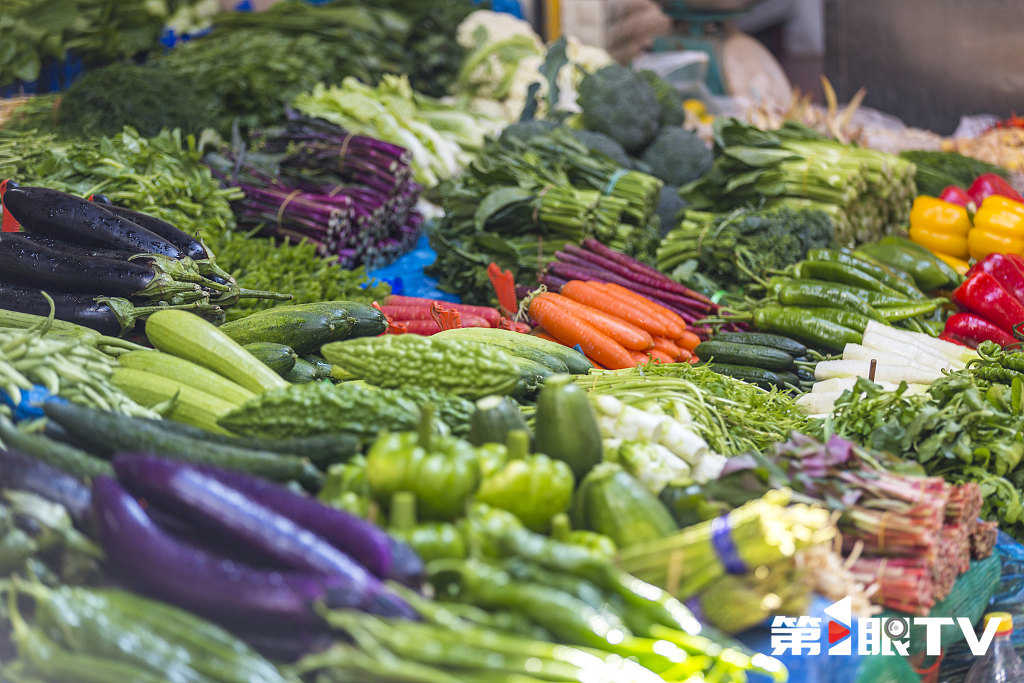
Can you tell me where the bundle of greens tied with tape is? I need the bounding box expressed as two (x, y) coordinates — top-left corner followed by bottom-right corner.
(681, 119), (916, 245)
(427, 126), (663, 304)
(820, 371), (1024, 541)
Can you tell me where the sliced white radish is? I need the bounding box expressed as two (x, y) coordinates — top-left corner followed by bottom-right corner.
(861, 331), (955, 370)
(842, 343), (945, 371)
(864, 322), (977, 366)
(796, 391), (841, 415)
(814, 360), (943, 385)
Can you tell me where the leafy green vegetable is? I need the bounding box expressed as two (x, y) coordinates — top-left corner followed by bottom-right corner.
(820, 374), (1024, 540)
(899, 150), (1009, 197)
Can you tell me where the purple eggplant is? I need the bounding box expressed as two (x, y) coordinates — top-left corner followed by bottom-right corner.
(98, 204), (207, 260)
(18, 234), (138, 261)
(0, 282), (130, 336)
(2, 186), (181, 258)
(163, 463), (423, 588)
(112, 456), (417, 619)
(93, 476), (394, 628)
(0, 448), (92, 527)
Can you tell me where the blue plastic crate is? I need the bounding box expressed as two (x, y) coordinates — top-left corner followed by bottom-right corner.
(0, 51), (85, 99)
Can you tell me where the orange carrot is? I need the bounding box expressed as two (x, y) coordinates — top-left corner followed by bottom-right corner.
(649, 349), (673, 364)
(688, 355), (700, 364)
(597, 283), (685, 339)
(529, 297), (635, 370)
(538, 293), (654, 351)
(651, 336), (682, 359)
(560, 281), (670, 338)
(678, 331), (701, 352)
(676, 347), (693, 362)
(533, 330), (559, 343)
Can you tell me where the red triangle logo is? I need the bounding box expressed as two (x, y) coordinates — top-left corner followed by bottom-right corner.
(828, 620), (851, 643)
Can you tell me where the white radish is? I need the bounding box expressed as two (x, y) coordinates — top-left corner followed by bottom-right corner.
(812, 377), (900, 394)
(864, 322), (977, 366)
(796, 391), (841, 415)
(842, 343), (947, 372)
(814, 360), (944, 385)
(861, 331), (954, 370)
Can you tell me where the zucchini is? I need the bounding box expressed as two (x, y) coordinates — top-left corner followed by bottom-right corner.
(280, 358), (321, 384)
(435, 329), (569, 374)
(534, 374), (602, 480)
(146, 310), (288, 394)
(216, 302), (384, 354)
(243, 342), (297, 374)
(126, 417), (360, 468)
(701, 363), (790, 391)
(693, 341), (794, 371)
(42, 402), (322, 488)
(110, 368), (235, 435)
(118, 350), (256, 406)
(0, 417), (112, 479)
(711, 332), (807, 357)
(467, 396), (531, 447)
(300, 354), (334, 379)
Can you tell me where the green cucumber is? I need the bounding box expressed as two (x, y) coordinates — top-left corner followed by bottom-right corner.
(280, 358), (321, 384)
(146, 310), (288, 394)
(693, 341), (794, 371)
(513, 357), (555, 384)
(534, 374), (602, 480)
(710, 332), (807, 357)
(110, 368), (236, 435)
(217, 302), (384, 354)
(701, 363), (792, 391)
(118, 351), (256, 406)
(42, 403), (322, 488)
(243, 342), (297, 374)
(435, 329), (570, 374)
(468, 396), (532, 447)
(126, 417), (360, 468)
(300, 354), (334, 379)
(0, 417), (112, 479)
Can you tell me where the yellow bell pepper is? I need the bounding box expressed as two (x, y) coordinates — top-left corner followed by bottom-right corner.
(934, 252), (971, 275)
(968, 195), (1024, 260)
(908, 196), (971, 260)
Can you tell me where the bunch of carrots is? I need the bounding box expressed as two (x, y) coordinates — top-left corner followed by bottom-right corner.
(528, 280), (701, 370)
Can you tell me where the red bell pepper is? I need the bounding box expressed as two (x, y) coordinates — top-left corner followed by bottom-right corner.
(944, 312), (1018, 347)
(967, 173), (1023, 206)
(939, 186), (974, 210)
(968, 253), (1024, 306)
(952, 271), (1024, 334)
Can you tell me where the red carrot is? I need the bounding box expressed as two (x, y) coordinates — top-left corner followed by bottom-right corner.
(395, 316), (492, 335)
(386, 295), (501, 327)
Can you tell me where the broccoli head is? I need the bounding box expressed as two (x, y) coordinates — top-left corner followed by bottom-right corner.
(738, 208), (836, 276)
(654, 185), (688, 237)
(577, 65), (660, 154)
(639, 70), (685, 127)
(639, 127), (713, 186)
(498, 120), (559, 146)
(571, 129), (631, 168)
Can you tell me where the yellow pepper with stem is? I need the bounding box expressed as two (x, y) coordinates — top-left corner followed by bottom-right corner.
(968, 194), (1024, 260)
(908, 196), (971, 260)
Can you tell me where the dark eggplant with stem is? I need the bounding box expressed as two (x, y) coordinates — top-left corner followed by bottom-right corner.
(2, 186), (183, 258)
(17, 234), (139, 261)
(0, 233), (200, 301)
(0, 282), (222, 336)
(96, 203), (208, 260)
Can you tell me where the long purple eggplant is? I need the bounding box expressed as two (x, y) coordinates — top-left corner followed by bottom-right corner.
(17, 234), (138, 261)
(2, 186), (181, 258)
(0, 448), (92, 527)
(92, 476), (369, 628)
(0, 282), (129, 336)
(112, 456), (417, 619)
(162, 463), (424, 588)
(97, 203), (207, 260)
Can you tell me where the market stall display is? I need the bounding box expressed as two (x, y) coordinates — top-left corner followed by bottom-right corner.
(4, 4), (1024, 681)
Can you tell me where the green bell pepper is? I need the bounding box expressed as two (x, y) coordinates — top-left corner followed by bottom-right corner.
(367, 405), (481, 521)
(388, 492), (467, 562)
(319, 456), (372, 517)
(476, 431), (574, 532)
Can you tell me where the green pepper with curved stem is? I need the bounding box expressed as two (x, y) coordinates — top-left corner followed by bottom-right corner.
(389, 492), (467, 563)
(749, 305), (861, 351)
(319, 455), (372, 517)
(792, 260), (906, 297)
(476, 431), (574, 532)
(366, 405), (481, 521)
(550, 513), (618, 558)
(806, 249), (924, 299)
(777, 281), (884, 321)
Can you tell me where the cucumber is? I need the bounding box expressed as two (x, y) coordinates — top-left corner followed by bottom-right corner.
(243, 342), (297, 374)
(126, 417), (360, 468)
(436, 328), (580, 374)
(693, 341), (794, 371)
(513, 356), (556, 384)
(280, 358), (321, 384)
(110, 368), (236, 435)
(118, 350), (256, 406)
(468, 395), (531, 447)
(300, 354), (334, 379)
(217, 302), (384, 354)
(146, 310), (288, 394)
(701, 363), (791, 391)
(42, 402), (322, 488)
(710, 332), (807, 357)
(534, 374), (602, 480)
(0, 417), (112, 479)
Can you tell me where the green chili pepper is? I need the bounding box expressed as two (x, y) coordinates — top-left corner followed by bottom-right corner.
(366, 405), (482, 521)
(476, 431), (574, 532)
(799, 306), (873, 334)
(806, 249), (925, 299)
(792, 260), (906, 297)
(876, 301), (941, 322)
(860, 239), (960, 290)
(1013, 377), (1023, 415)
(752, 305), (861, 351)
(777, 281), (884, 321)
(767, 277), (909, 306)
